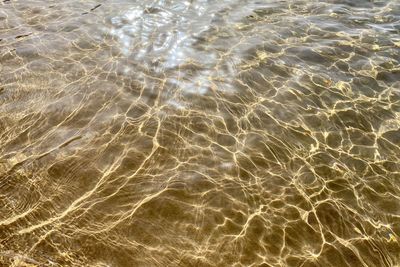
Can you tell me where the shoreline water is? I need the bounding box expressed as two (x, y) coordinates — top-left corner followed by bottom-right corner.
(0, 1), (399, 266)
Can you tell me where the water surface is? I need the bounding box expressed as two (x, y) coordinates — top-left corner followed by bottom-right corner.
(0, 0), (400, 266)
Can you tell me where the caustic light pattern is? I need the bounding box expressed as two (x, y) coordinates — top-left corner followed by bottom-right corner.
(0, 0), (399, 266)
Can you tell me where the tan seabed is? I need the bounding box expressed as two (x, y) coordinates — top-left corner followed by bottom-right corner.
(0, 0), (399, 266)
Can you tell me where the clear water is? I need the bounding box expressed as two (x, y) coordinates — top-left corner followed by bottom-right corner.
(0, 0), (399, 266)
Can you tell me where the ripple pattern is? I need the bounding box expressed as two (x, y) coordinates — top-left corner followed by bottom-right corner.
(0, 0), (400, 266)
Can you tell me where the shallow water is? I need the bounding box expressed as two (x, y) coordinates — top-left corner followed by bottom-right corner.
(0, 0), (399, 266)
